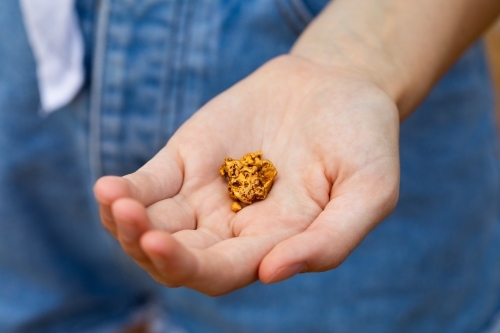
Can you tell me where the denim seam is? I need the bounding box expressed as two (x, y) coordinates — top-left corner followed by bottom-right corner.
(89, 0), (110, 181)
(157, 1), (182, 149)
(161, 0), (194, 147)
(289, 0), (314, 25)
(273, 0), (314, 35)
(153, 5), (174, 151)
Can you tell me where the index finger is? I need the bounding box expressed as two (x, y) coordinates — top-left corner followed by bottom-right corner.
(124, 146), (184, 205)
(93, 146), (184, 235)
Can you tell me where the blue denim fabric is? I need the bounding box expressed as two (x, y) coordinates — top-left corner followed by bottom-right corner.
(0, 2), (167, 332)
(1, 0), (499, 332)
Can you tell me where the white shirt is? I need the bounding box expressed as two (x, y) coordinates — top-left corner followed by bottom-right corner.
(19, 0), (84, 114)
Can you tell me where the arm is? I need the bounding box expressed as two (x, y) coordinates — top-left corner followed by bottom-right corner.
(294, 0), (500, 118)
(94, 0), (500, 295)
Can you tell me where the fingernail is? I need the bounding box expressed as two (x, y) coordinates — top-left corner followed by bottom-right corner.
(265, 263), (306, 284)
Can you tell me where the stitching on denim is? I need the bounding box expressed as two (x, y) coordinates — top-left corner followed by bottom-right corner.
(160, 0), (186, 148)
(289, 0), (314, 26)
(273, 0), (313, 35)
(89, 0), (110, 181)
(154, 3), (175, 151)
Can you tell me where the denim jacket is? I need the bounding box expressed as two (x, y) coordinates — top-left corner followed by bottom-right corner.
(0, 0), (499, 332)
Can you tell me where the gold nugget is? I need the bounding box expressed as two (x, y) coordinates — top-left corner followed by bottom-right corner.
(220, 151), (277, 211)
(231, 201), (242, 212)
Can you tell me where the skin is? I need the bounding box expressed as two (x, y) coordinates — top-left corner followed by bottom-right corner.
(94, 0), (500, 296)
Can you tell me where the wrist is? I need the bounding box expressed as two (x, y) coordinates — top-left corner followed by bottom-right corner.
(290, 0), (500, 121)
(290, 4), (411, 119)
(291, 36), (407, 117)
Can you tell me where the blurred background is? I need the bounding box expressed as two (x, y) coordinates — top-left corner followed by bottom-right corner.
(486, 19), (500, 128)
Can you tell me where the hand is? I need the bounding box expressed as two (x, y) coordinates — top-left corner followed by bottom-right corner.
(94, 55), (400, 296)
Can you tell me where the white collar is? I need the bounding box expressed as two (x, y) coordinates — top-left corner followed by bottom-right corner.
(19, 0), (84, 114)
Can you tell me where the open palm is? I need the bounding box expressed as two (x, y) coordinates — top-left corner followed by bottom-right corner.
(94, 55), (400, 296)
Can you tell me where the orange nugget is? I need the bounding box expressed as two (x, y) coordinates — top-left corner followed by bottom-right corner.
(219, 151), (277, 211)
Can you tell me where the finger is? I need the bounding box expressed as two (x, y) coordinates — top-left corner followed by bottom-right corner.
(123, 146), (184, 206)
(141, 231), (277, 295)
(142, 184), (317, 294)
(170, 228), (223, 249)
(94, 176), (132, 237)
(99, 205), (117, 237)
(146, 181), (238, 250)
(259, 177), (399, 284)
(146, 175), (235, 234)
(94, 146), (184, 235)
(146, 194), (196, 231)
(111, 198), (162, 279)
